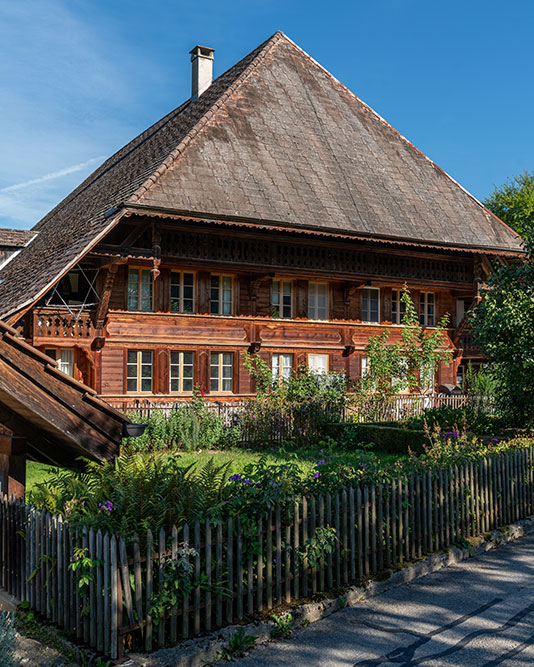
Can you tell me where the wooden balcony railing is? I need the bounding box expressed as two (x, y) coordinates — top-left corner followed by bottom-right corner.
(33, 308), (95, 340)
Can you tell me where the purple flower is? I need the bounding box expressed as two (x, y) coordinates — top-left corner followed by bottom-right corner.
(313, 472), (320, 478)
(492, 438), (499, 443)
(229, 474), (243, 482)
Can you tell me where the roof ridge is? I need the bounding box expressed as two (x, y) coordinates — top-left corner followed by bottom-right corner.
(129, 31), (285, 204)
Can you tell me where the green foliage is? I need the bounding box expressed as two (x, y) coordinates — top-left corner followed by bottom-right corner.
(270, 612), (293, 639)
(149, 544), (198, 623)
(123, 387), (225, 452)
(241, 354), (347, 447)
(483, 170), (534, 239)
(29, 453), (233, 536)
(300, 526), (337, 569)
(354, 287), (452, 407)
(404, 406), (498, 435)
(464, 363), (498, 399)
(219, 627), (257, 661)
(0, 613), (16, 667)
(339, 423), (427, 454)
(470, 253), (534, 426)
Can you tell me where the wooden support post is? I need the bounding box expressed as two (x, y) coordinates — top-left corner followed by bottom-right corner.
(0, 434), (26, 498)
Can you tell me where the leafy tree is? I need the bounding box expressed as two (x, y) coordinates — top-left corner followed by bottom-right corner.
(470, 244), (534, 425)
(483, 170), (534, 239)
(359, 287), (452, 400)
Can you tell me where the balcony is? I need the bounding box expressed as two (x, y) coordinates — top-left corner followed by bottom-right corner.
(33, 308), (95, 342)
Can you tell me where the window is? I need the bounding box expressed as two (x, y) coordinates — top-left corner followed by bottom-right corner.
(210, 275), (233, 315)
(308, 283), (328, 320)
(45, 348), (74, 377)
(361, 356), (369, 377)
(127, 350), (153, 393)
(362, 288), (380, 323)
(420, 363), (435, 393)
(308, 353), (329, 374)
(170, 352), (194, 393)
(272, 353), (293, 383)
(210, 352), (233, 393)
(420, 292), (435, 326)
(170, 272), (194, 313)
(272, 280), (292, 318)
(128, 268), (153, 311)
(391, 289), (406, 324)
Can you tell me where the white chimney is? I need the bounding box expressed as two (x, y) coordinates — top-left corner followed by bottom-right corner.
(190, 45), (215, 100)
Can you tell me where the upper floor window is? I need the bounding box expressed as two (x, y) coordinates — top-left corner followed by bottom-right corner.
(170, 351), (194, 393)
(420, 292), (435, 327)
(127, 350), (153, 393)
(391, 289), (406, 324)
(362, 288), (380, 323)
(128, 268), (153, 311)
(170, 272), (194, 314)
(210, 275), (233, 315)
(272, 280), (292, 318)
(210, 352), (233, 393)
(272, 353), (293, 383)
(308, 353), (329, 375)
(308, 283), (328, 320)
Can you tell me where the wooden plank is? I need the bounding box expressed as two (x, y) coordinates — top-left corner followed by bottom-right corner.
(226, 518), (233, 625)
(415, 476), (422, 558)
(89, 528), (96, 647)
(370, 485), (377, 574)
(170, 526), (178, 643)
(96, 530), (104, 652)
(158, 527), (166, 647)
(266, 510), (273, 609)
(216, 522), (223, 627)
(110, 535), (119, 660)
(342, 490), (349, 583)
(310, 496), (318, 594)
(363, 485), (370, 575)
(256, 518), (263, 612)
(182, 523), (190, 639)
(57, 518), (64, 629)
(302, 497), (308, 597)
(119, 537), (135, 631)
(349, 488), (356, 581)
(236, 518), (243, 620)
(325, 492), (333, 590)
(194, 522), (201, 635)
(275, 506), (282, 604)
(103, 533), (110, 656)
(293, 499), (300, 599)
(284, 522), (291, 603)
(334, 492), (341, 585)
(145, 529), (153, 651)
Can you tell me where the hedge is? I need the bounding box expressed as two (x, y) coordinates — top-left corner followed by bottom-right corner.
(327, 422), (427, 454)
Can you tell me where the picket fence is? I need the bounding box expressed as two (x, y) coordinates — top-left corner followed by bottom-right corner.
(1, 446), (532, 660)
(110, 394), (489, 425)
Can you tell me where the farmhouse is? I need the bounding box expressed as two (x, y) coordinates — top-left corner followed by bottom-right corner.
(0, 32), (524, 405)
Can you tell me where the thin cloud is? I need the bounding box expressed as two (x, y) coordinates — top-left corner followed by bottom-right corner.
(0, 157), (105, 194)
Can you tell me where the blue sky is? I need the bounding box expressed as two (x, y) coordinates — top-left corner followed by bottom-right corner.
(1, 0), (533, 230)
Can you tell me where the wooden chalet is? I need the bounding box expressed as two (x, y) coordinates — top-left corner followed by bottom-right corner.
(0, 32), (524, 405)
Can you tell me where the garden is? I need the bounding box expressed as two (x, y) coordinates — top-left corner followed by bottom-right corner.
(8, 285), (534, 663)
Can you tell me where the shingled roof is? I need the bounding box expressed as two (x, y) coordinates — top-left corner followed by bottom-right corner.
(0, 228), (36, 248)
(0, 31), (523, 320)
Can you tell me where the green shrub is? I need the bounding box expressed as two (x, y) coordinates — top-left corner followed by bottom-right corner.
(326, 422), (427, 454)
(403, 406), (499, 435)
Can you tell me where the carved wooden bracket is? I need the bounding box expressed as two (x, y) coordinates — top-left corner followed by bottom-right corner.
(248, 342), (261, 354)
(342, 344), (356, 357)
(94, 259), (126, 330)
(343, 282), (364, 305)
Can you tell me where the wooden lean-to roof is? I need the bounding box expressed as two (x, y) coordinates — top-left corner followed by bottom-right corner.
(0, 228), (36, 248)
(0, 319), (128, 466)
(0, 31), (523, 320)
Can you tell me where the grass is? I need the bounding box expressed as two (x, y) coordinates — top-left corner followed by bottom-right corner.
(26, 446), (404, 494)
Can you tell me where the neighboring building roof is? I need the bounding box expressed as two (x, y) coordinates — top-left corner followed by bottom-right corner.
(0, 228), (36, 248)
(0, 31), (523, 320)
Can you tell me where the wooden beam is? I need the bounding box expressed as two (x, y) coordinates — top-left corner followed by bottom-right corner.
(0, 433), (26, 498)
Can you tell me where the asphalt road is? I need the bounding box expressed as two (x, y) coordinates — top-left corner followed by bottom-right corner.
(237, 534), (534, 666)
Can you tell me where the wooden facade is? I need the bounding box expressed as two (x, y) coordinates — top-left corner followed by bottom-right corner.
(13, 215), (486, 405)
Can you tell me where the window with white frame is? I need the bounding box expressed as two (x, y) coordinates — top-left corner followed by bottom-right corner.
(272, 280), (292, 318)
(128, 268), (153, 311)
(210, 275), (233, 315)
(170, 272), (195, 313)
(393, 358), (410, 393)
(127, 350), (153, 393)
(210, 352), (233, 393)
(362, 288), (380, 323)
(391, 289), (406, 324)
(361, 355), (369, 377)
(45, 348), (74, 377)
(419, 292), (435, 326)
(420, 363), (435, 392)
(308, 353), (329, 375)
(272, 353), (293, 383)
(308, 283), (328, 320)
(170, 352), (194, 393)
